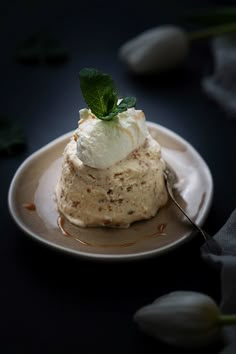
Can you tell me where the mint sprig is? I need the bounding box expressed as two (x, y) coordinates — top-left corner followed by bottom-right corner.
(79, 68), (136, 121)
(0, 118), (26, 156)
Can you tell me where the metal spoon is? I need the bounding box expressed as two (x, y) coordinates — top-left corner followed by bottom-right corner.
(163, 168), (222, 256)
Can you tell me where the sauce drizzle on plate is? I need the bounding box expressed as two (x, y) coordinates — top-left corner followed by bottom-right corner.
(22, 202), (36, 211)
(57, 215), (166, 248)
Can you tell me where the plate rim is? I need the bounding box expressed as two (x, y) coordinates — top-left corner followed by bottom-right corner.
(8, 122), (213, 261)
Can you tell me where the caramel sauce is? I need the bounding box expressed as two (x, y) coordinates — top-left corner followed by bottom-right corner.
(134, 114), (142, 136)
(116, 125), (134, 145)
(22, 203), (36, 211)
(73, 133), (78, 141)
(143, 224), (166, 239)
(134, 112), (144, 120)
(78, 119), (85, 126)
(57, 215), (167, 249)
(57, 216), (92, 246)
(158, 223), (166, 233)
(198, 193), (206, 215)
(79, 115), (95, 127)
(135, 124), (140, 137)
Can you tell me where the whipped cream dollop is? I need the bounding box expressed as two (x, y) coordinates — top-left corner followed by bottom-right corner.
(76, 107), (149, 169)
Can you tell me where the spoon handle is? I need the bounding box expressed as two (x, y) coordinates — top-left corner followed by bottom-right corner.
(164, 171), (222, 256)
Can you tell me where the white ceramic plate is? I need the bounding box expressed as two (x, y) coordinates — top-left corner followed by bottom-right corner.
(8, 122), (213, 261)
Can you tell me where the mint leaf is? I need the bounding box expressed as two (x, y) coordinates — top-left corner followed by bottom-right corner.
(103, 89), (118, 114)
(79, 68), (118, 117)
(117, 97), (136, 111)
(101, 97), (137, 120)
(16, 33), (69, 65)
(0, 119), (26, 156)
(79, 68), (136, 120)
(99, 111), (119, 121)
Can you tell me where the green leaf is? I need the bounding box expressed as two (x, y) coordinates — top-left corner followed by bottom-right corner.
(96, 97), (137, 120)
(16, 33), (69, 65)
(79, 68), (118, 117)
(103, 89), (118, 114)
(118, 97), (136, 110)
(184, 7), (236, 26)
(98, 111), (119, 121)
(0, 119), (26, 156)
(79, 68), (136, 121)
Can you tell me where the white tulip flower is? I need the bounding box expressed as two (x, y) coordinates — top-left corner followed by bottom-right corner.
(119, 26), (188, 74)
(119, 23), (236, 75)
(134, 291), (236, 348)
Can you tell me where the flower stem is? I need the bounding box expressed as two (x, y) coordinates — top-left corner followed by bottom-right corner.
(188, 22), (236, 41)
(219, 314), (236, 326)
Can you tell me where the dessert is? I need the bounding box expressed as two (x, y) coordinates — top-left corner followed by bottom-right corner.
(56, 68), (168, 227)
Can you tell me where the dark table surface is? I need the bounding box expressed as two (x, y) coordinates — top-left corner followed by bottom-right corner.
(1, 0), (236, 353)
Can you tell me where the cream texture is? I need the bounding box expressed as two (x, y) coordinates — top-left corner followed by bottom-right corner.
(76, 107), (149, 169)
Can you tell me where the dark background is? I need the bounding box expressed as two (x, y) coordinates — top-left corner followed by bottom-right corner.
(1, 0), (236, 353)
